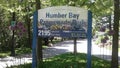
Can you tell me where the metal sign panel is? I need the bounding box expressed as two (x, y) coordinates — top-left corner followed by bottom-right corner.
(38, 6), (88, 38)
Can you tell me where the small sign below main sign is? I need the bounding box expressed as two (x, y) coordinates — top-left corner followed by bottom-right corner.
(38, 29), (86, 38)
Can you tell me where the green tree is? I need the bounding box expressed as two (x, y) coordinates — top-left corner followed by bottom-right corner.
(0, 7), (11, 52)
(0, 0), (17, 56)
(0, 0), (35, 55)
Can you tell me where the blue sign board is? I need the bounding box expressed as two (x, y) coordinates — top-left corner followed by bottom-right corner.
(38, 6), (88, 38)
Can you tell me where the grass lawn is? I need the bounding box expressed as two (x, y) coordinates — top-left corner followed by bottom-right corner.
(118, 48), (120, 52)
(0, 39), (61, 58)
(0, 46), (47, 58)
(8, 53), (111, 68)
(0, 52), (10, 58)
(0, 47), (32, 58)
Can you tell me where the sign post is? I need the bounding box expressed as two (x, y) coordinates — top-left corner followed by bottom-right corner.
(32, 11), (38, 68)
(87, 11), (92, 68)
(32, 6), (92, 68)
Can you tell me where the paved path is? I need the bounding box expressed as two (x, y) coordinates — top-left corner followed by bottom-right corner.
(0, 39), (120, 68)
(51, 39), (120, 62)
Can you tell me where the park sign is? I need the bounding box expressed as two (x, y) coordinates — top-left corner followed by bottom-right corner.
(38, 6), (88, 38)
(32, 6), (92, 68)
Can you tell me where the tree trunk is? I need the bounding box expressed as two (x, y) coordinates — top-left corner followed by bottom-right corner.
(35, 0), (41, 10)
(44, 37), (49, 46)
(37, 37), (43, 62)
(10, 12), (15, 56)
(35, 0), (43, 62)
(74, 38), (77, 55)
(25, 8), (31, 48)
(27, 18), (31, 48)
(109, 15), (112, 31)
(111, 0), (119, 68)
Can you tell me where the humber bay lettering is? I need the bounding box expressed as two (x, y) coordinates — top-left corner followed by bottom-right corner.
(46, 12), (67, 18)
(46, 12), (79, 19)
(69, 12), (79, 19)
